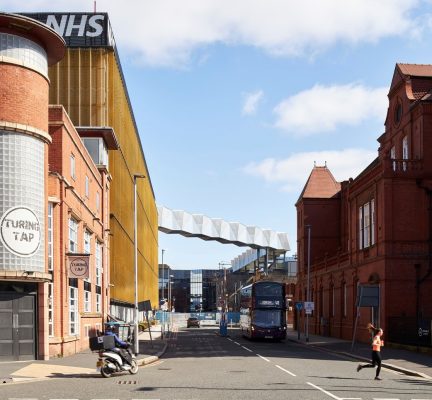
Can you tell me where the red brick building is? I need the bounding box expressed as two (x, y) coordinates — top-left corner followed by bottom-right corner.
(296, 64), (432, 346)
(47, 106), (117, 357)
(0, 13), (116, 360)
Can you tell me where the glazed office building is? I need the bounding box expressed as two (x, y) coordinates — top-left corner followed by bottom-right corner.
(23, 12), (159, 320)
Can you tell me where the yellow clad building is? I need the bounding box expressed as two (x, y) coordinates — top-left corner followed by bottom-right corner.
(25, 12), (159, 318)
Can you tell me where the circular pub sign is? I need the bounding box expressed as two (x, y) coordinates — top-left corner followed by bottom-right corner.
(0, 206), (41, 257)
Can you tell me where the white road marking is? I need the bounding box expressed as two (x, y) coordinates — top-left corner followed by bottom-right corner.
(233, 341), (240, 345)
(372, 399), (400, 400)
(256, 354), (270, 362)
(241, 346), (253, 352)
(275, 364), (296, 376)
(227, 338), (233, 341)
(307, 381), (341, 400)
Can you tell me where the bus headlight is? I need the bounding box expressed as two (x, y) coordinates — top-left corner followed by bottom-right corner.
(251, 326), (255, 331)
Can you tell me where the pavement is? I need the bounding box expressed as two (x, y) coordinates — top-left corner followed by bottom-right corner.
(1, 324), (432, 384)
(0, 325), (168, 384)
(285, 328), (432, 379)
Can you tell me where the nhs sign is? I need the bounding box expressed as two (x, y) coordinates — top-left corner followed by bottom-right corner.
(21, 13), (113, 48)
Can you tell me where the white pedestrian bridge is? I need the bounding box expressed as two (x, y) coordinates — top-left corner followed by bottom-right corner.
(157, 205), (290, 251)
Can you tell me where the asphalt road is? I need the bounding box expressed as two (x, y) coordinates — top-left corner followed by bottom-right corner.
(1, 326), (432, 400)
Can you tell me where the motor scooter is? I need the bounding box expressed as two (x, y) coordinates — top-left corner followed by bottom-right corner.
(97, 343), (139, 378)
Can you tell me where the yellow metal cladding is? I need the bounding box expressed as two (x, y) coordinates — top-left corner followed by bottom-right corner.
(49, 47), (159, 308)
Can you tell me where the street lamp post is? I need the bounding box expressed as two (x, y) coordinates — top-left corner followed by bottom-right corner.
(306, 224), (311, 343)
(161, 249), (165, 304)
(168, 274), (174, 330)
(133, 173), (145, 356)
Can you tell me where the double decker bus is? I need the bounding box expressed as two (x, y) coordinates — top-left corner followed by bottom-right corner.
(240, 281), (286, 340)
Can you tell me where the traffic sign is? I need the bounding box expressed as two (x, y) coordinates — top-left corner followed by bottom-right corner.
(304, 301), (314, 314)
(295, 302), (303, 311)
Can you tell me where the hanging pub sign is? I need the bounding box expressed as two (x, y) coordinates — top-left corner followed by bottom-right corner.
(0, 206), (41, 257)
(67, 253), (90, 279)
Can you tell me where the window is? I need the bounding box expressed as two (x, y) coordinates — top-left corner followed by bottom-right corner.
(96, 191), (100, 213)
(70, 154), (76, 180)
(84, 289), (91, 312)
(95, 241), (102, 287)
(84, 230), (91, 253)
(84, 230), (91, 283)
(48, 282), (54, 337)
(84, 324), (91, 338)
(85, 175), (89, 198)
(331, 285), (335, 317)
(402, 136), (408, 171)
(343, 283), (347, 318)
(82, 138), (109, 167)
(359, 199), (375, 249)
(363, 202), (370, 248)
(371, 199), (375, 245)
(96, 293), (101, 313)
(394, 102), (402, 125)
(69, 286), (79, 335)
(390, 146), (396, 171)
(48, 203), (54, 271)
(68, 218), (78, 253)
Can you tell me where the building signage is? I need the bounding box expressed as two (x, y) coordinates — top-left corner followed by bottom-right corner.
(304, 301), (314, 315)
(0, 206), (41, 257)
(21, 13), (113, 48)
(67, 254), (90, 279)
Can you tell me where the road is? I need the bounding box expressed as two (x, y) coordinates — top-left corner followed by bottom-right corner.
(1, 326), (432, 400)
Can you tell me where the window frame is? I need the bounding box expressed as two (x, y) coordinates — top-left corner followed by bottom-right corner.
(68, 217), (78, 253)
(95, 241), (102, 287)
(358, 199), (376, 250)
(85, 175), (89, 198)
(69, 286), (79, 335)
(48, 282), (54, 337)
(48, 202), (54, 271)
(70, 153), (76, 180)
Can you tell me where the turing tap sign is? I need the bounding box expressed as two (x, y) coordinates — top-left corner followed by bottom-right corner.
(20, 12), (160, 328)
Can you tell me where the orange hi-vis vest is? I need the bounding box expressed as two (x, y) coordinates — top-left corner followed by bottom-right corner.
(372, 335), (383, 351)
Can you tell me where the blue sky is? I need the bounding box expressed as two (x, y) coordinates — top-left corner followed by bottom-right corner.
(3, 0), (432, 269)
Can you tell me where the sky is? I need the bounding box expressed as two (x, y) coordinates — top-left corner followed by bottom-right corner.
(2, 0), (432, 269)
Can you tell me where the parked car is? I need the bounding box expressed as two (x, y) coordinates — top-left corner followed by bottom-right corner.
(187, 317), (200, 328)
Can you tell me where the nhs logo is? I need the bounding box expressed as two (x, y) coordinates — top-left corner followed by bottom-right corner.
(21, 13), (112, 48)
(46, 14), (104, 37)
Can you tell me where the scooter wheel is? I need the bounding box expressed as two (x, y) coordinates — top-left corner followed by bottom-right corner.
(129, 359), (138, 375)
(101, 364), (113, 378)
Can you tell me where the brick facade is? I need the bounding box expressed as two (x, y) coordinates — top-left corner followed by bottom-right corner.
(47, 106), (112, 357)
(296, 64), (432, 346)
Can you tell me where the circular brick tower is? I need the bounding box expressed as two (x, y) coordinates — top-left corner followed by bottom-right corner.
(0, 13), (64, 274)
(0, 13), (65, 361)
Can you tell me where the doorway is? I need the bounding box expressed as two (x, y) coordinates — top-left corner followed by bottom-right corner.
(0, 291), (36, 361)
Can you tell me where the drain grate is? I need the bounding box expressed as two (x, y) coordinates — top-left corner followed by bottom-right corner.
(117, 380), (137, 384)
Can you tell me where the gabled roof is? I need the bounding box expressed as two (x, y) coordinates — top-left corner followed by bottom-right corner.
(297, 165), (341, 202)
(390, 63), (432, 100)
(397, 63), (432, 77)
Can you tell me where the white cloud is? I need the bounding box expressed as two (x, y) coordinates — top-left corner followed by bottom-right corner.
(242, 90), (263, 115)
(243, 148), (377, 193)
(2, 0), (419, 67)
(273, 84), (388, 135)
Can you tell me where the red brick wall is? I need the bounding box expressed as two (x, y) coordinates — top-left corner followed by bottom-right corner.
(48, 106), (110, 357)
(0, 64), (48, 132)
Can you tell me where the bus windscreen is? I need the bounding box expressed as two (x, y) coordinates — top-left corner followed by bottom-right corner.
(252, 309), (282, 328)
